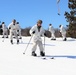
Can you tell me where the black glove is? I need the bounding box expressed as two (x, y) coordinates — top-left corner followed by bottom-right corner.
(17, 34), (19, 36)
(17, 30), (19, 32)
(44, 33), (46, 36)
(9, 27), (11, 30)
(32, 31), (35, 34)
(13, 24), (15, 25)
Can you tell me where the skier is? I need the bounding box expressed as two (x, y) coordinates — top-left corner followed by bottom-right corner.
(16, 22), (22, 39)
(8, 19), (19, 44)
(30, 20), (46, 56)
(1, 22), (8, 38)
(49, 24), (56, 40)
(59, 25), (67, 41)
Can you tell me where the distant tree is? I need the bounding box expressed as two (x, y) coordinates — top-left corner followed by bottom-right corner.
(21, 27), (31, 36)
(55, 28), (61, 37)
(45, 30), (51, 38)
(64, 0), (76, 38)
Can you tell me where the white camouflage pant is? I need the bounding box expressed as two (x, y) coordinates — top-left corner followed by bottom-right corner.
(3, 30), (8, 37)
(62, 33), (66, 39)
(17, 30), (22, 38)
(32, 40), (44, 52)
(51, 33), (56, 39)
(10, 30), (18, 40)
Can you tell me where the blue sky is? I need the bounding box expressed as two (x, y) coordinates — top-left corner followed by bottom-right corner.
(0, 0), (69, 29)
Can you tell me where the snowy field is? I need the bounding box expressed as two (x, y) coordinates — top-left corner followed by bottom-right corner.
(0, 35), (76, 75)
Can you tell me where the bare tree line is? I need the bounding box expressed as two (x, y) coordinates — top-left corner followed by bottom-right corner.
(0, 26), (68, 38)
(21, 27), (61, 37)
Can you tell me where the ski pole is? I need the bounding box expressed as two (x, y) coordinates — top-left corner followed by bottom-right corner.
(20, 37), (23, 43)
(44, 35), (54, 59)
(44, 36), (45, 51)
(23, 35), (33, 54)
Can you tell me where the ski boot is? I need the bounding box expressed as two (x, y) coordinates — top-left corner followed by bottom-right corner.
(51, 39), (54, 40)
(51, 38), (56, 40)
(40, 51), (45, 56)
(2, 36), (4, 38)
(53, 39), (56, 40)
(13, 37), (16, 38)
(6, 36), (8, 38)
(19, 37), (22, 39)
(32, 51), (37, 56)
(63, 38), (67, 41)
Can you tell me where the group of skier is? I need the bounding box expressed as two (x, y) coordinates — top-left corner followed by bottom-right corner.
(49, 24), (67, 41)
(0, 19), (67, 57)
(0, 19), (22, 44)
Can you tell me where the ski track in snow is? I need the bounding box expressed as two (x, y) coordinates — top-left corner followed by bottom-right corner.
(0, 36), (76, 75)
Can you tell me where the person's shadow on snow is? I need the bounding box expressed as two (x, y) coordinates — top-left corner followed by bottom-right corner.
(45, 55), (76, 59)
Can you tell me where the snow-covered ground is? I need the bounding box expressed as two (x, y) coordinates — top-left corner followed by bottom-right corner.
(0, 36), (76, 75)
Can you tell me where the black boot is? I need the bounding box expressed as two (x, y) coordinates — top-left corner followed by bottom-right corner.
(11, 40), (13, 44)
(2, 36), (4, 38)
(40, 51), (45, 56)
(32, 51), (37, 56)
(13, 37), (16, 38)
(19, 37), (22, 39)
(51, 39), (54, 40)
(63, 38), (67, 41)
(6, 36), (8, 38)
(17, 40), (19, 44)
(51, 39), (56, 40)
(54, 39), (56, 40)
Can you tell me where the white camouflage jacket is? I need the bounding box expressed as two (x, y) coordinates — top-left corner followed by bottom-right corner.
(30, 25), (45, 42)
